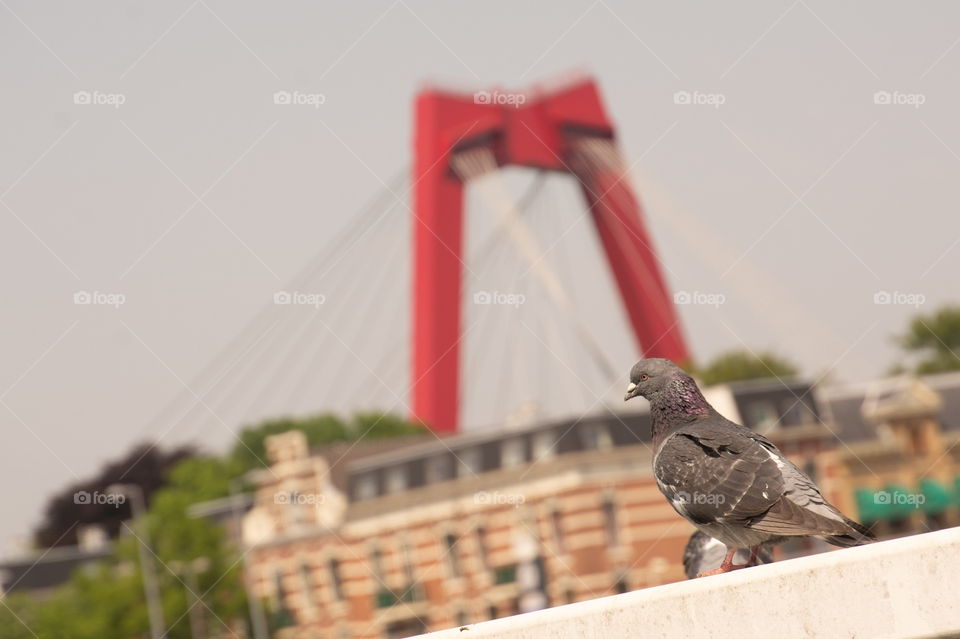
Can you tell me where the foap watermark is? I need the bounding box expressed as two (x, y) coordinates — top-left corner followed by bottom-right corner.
(73, 90), (126, 108)
(274, 491), (325, 506)
(74, 290), (126, 308)
(673, 290), (725, 308)
(474, 490), (525, 507)
(873, 290), (925, 308)
(873, 90), (925, 108)
(273, 90), (326, 108)
(874, 490), (925, 507)
(473, 290), (526, 308)
(675, 491), (726, 506)
(74, 490), (126, 507)
(274, 290), (326, 308)
(473, 90), (527, 108)
(673, 90), (726, 109)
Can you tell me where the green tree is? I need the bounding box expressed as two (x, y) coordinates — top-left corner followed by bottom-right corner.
(0, 411), (423, 639)
(695, 349), (799, 386)
(898, 305), (960, 374)
(231, 411), (423, 471)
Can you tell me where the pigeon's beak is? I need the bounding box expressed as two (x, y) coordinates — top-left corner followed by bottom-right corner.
(624, 382), (638, 402)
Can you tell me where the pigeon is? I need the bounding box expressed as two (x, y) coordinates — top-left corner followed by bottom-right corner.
(624, 358), (874, 576)
(682, 531), (773, 579)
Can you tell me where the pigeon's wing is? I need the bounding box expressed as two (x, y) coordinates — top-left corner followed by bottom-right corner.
(657, 420), (874, 544)
(654, 427), (784, 526)
(745, 453), (869, 539)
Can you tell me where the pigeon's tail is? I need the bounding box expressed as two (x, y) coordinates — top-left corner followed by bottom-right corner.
(821, 517), (876, 548)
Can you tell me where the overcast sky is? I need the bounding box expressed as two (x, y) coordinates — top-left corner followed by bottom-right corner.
(3, 1), (960, 555)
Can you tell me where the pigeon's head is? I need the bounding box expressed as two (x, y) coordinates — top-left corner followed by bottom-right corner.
(623, 358), (688, 402)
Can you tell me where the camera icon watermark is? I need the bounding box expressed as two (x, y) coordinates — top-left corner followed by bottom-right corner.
(873, 90), (925, 108)
(73, 90), (126, 108)
(873, 290), (925, 308)
(274, 491), (325, 506)
(273, 290), (326, 308)
(73, 290), (126, 308)
(473, 290), (526, 308)
(73, 490), (126, 507)
(673, 290), (725, 308)
(673, 90), (725, 109)
(675, 491), (726, 506)
(473, 90), (527, 108)
(873, 490), (925, 507)
(474, 490), (525, 507)
(273, 90), (326, 108)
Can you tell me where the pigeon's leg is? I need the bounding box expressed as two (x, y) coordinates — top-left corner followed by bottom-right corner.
(745, 546), (761, 567)
(696, 547), (752, 577)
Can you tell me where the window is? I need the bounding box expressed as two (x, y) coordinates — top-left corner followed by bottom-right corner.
(457, 448), (483, 477)
(401, 540), (415, 583)
(444, 533), (461, 577)
(581, 424), (612, 451)
(328, 558), (343, 600)
(385, 466), (407, 493)
(532, 430), (556, 462)
(475, 526), (488, 568)
(385, 620), (426, 639)
(354, 474), (377, 501)
(299, 563), (314, 608)
(493, 564), (517, 584)
(927, 512), (947, 531)
(747, 401), (778, 431)
(533, 557), (547, 599)
(603, 496), (619, 546)
(614, 576), (628, 594)
(551, 509), (565, 553)
(781, 400), (814, 426)
(909, 427), (927, 456)
(501, 438), (526, 468)
(371, 546), (385, 582)
(273, 569), (287, 607)
(425, 456), (451, 483)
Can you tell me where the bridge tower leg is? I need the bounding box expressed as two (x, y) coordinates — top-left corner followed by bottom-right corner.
(412, 79), (689, 434)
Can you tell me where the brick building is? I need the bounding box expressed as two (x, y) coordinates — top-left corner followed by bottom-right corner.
(820, 376), (960, 536)
(238, 379), (837, 638)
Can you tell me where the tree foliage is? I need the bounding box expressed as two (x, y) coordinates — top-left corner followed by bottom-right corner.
(33, 443), (195, 548)
(3, 411), (423, 639)
(898, 305), (960, 374)
(694, 349), (799, 386)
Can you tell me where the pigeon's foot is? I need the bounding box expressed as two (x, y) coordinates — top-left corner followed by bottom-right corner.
(696, 547), (757, 577)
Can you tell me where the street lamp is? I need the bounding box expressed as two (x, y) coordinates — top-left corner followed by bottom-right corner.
(232, 476), (269, 639)
(108, 483), (166, 639)
(169, 557), (211, 639)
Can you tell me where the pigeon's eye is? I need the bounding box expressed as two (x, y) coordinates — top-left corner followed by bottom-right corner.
(640, 374), (649, 381)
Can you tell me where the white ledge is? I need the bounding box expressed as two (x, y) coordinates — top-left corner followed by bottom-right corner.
(415, 527), (960, 639)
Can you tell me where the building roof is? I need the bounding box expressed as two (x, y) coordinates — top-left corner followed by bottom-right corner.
(818, 369), (960, 443)
(0, 544), (112, 596)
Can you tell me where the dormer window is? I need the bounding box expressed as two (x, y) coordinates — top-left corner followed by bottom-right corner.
(581, 423), (612, 451)
(385, 466), (407, 493)
(354, 474), (377, 501)
(532, 430), (557, 462)
(501, 438), (526, 468)
(425, 455), (451, 483)
(458, 448), (483, 477)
